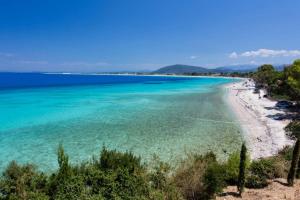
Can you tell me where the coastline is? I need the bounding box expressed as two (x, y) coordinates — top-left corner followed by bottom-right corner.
(41, 72), (243, 79)
(224, 79), (293, 159)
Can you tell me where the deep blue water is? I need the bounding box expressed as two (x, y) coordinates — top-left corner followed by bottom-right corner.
(0, 73), (189, 89)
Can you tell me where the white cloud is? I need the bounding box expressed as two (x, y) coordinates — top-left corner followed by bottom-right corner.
(229, 49), (300, 58)
(229, 52), (238, 59)
(240, 49), (300, 57)
(189, 56), (198, 59)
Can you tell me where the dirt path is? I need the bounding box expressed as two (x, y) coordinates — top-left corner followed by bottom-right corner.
(217, 179), (300, 200)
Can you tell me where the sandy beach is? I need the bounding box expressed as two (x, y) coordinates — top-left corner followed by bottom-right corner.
(225, 79), (293, 159)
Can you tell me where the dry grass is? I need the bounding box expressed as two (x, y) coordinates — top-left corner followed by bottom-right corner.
(171, 154), (212, 200)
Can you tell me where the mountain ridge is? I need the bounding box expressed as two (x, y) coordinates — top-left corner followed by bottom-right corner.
(153, 64), (212, 74)
(153, 64), (287, 74)
(153, 64), (258, 74)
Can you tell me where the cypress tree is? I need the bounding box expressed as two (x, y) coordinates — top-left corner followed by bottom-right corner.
(297, 157), (300, 178)
(286, 121), (300, 186)
(237, 143), (247, 195)
(287, 139), (300, 186)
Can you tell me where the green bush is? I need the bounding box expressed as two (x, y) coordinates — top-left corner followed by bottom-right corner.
(99, 146), (143, 173)
(245, 175), (268, 189)
(0, 161), (48, 200)
(278, 146), (293, 161)
(223, 152), (240, 185)
(149, 159), (170, 190)
(1, 145), (294, 199)
(54, 175), (87, 200)
(0, 146), (178, 200)
(222, 150), (251, 186)
(251, 159), (274, 178)
(250, 158), (277, 179)
(202, 163), (226, 199)
(246, 156), (289, 188)
(171, 152), (224, 200)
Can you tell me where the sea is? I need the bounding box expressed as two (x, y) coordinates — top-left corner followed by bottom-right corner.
(0, 73), (242, 171)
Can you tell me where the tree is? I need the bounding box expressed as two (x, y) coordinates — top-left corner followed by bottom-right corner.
(0, 161), (48, 199)
(237, 143), (247, 195)
(286, 120), (300, 186)
(285, 60), (300, 101)
(48, 144), (73, 198)
(203, 163), (226, 199)
(57, 144), (72, 180)
(253, 64), (276, 89)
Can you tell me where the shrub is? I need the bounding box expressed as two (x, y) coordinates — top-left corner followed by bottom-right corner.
(223, 152), (240, 185)
(221, 149), (252, 187)
(149, 159), (170, 190)
(149, 157), (183, 200)
(250, 159), (276, 179)
(99, 146), (143, 173)
(245, 175), (268, 189)
(249, 156), (290, 180)
(172, 152), (217, 200)
(2, 145), (294, 200)
(0, 161), (48, 200)
(246, 156), (289, 188)
(54, 175), (87, 200)
(0, 146), (171, 200)
(278, 146), (293, 161)
(202, 163), (226, 199)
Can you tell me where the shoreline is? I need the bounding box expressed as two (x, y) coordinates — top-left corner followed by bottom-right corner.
(41, 72), (243, 79)
(224, 79), (293, 159)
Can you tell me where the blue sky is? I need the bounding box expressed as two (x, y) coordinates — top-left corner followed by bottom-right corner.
(0, 0), (300, 72)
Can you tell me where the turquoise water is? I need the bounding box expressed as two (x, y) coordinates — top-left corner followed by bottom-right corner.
(0, 74), (242, 171)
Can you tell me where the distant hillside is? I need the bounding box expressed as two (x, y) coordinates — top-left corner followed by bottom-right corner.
(153, 64), (287, 74)
(153, 64), (211, 74)
(214, 64), (258, 73)
(153, 64), (257, 74)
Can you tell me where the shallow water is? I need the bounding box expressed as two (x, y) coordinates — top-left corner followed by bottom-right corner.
(0, 74), (242, 171)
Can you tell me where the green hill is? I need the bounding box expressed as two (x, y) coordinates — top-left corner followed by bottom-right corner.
(153, 64), (211, 74)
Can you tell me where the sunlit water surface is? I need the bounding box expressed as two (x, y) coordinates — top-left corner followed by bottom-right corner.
(0, 73), (242, 171)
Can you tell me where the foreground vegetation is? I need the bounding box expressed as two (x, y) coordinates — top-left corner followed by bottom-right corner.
(0, 144), (296, 200)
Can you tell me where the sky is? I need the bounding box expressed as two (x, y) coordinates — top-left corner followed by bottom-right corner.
(0, 0), (300, 72)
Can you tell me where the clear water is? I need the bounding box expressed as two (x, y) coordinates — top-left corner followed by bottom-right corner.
(0, 73), (242, 171)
